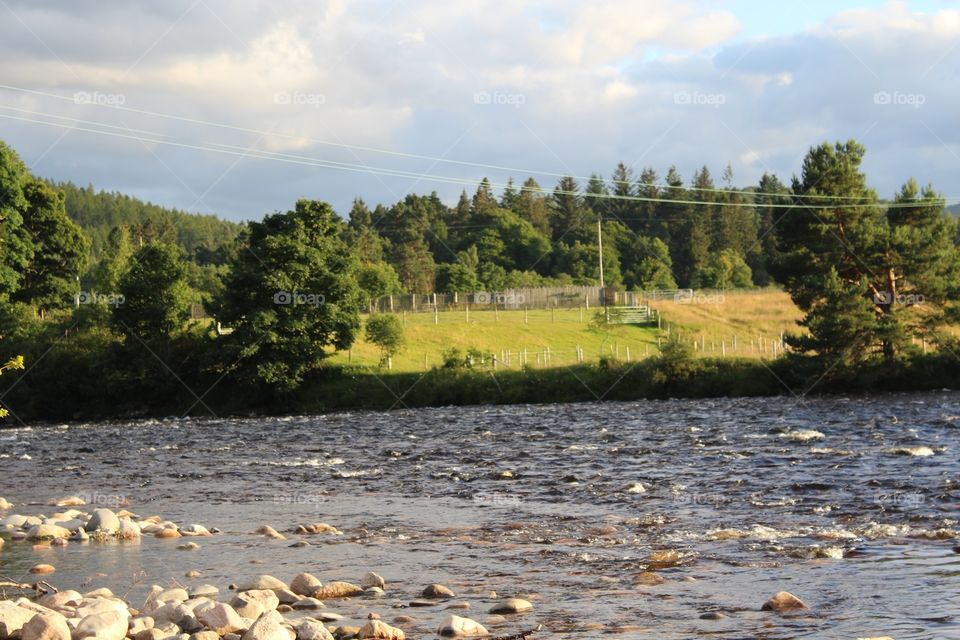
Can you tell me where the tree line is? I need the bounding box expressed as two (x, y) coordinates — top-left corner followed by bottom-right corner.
(0, 138), (958, 417)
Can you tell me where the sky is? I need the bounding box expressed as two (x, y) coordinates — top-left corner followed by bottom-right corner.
(0, 0), (958, 221)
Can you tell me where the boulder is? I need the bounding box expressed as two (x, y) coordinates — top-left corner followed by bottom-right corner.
(197, 603), (245, 636)
(21, 612), (71, 640)
(0, 602), (36, 638)
(356, 620), (405, 639)
(231, 591), (279, 619)
(189, 585), (220, 599)
(421, 584), (455, 599)
(39, 591), (83, 611)
(360, 572), (385, 590)
(0, 497), (11, 509)
(290, 573), (322, 597)
(118, 520), (141, 540)
(240, 576), (288, 592)
(29, 564), (56, 575)
(761, 591), (809, 613)
(191, 632), (221, 640)
(25, 524), (70, 540)
(85, 509), (121, 534)
(291, 598), (324, 611)
(74, 610), (128, 640)
(180, 524), (211, 536)
(437, 615), (488, 637)
(488, 598), (532, 614)
(255, 526), (286, 540)
(240, 612), (288, 640)
(295, 619), (334, 640)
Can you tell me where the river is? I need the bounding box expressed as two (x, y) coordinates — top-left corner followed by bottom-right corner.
(1, 392), (958, 639)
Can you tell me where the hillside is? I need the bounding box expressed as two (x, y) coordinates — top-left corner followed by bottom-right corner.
(52, 181), (244, 259)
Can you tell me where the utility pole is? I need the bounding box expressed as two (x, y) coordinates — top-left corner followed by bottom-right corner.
(597, 213), (606, 310)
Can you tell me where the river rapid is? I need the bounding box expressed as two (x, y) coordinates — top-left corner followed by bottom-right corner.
(1, 392), (958, 639)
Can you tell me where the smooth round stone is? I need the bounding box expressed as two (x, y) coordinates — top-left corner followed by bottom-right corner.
(292, 598), (325, 610)
(488, 598), (533, 614)
(30, 563), (56, 574)
(409, 600), (437, 608)
(700, 612), (727, 620)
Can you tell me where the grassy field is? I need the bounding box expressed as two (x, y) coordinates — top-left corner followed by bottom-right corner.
(330, 289), (804, 373)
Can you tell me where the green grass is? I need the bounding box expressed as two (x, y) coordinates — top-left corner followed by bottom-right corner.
(329, 308), (661, 373)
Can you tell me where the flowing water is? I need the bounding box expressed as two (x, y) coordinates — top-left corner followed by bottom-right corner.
(1, 392), (958, 639)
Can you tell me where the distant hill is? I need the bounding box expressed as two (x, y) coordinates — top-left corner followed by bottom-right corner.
(948, 203), (960, 216)
(51, 181), (244, 259)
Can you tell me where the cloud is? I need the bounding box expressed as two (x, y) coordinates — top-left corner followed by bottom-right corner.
(0, 0), (956, 220)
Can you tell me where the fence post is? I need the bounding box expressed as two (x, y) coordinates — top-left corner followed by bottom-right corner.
(466, 304), (469, 323)
(524, 306), (528, 324)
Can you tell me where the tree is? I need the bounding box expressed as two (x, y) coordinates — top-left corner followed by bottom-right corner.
(436, 262), (481, 292)
(629, 237), (677, 290)
(752, 172), (792, 285)
(550, 176), (587, 241)
(92, 225), (135, 294)
(777, 140), (960, 365)
(500, 178), (520, 211)
(15, 181), (90, 315)
(0, 142), (34, 297)
(0, 355), (25, 419)
(357, 261), (403, 310)
(692, 249), (753, 289)
(216, 199), (363, 391)
(472, 178), (496, 216)
(365, 314), (405, 366)
(516, 178), (551, 237)
(113, 243), (191, 341)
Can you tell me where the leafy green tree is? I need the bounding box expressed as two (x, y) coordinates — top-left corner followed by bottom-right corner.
(113, 243), (191, 341)
(92, 225), (135, 294)
(550, 176), (588, 242)
(472, 178), (496, 216)
(692, 249), (753, 289)
(15, 181), (90, 316)
(0, 142), (34, 297)
(365, 314), (405, 366)
(629, 237), (677, 290)
(500, 178), (520, 211)
(0, 355), (25, 419)
(436, 262), (481, 292)
(516, 178), (551, 237)
(217, 200), (362, 391)
(357, 261), (403, 309)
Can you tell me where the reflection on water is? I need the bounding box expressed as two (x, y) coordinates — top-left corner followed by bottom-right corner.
(1, 392), (958, 639)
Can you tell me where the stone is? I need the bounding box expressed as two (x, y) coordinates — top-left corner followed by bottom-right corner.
(295, 619), (334, 640)
(291, 598), (324, 611)
(39, 591), (83, 611)
(333, 626), (359, 639)
(29, 564), (56, 574)
(51, 496), (85, 507)
(445, 603), (470, 610)
(0, 497), (11, 509)
(762, 591), (809, 613)
(699, 612), (727, 620)
(290, 573), (322, 596)
(488, 599), (532, 614)
(274, 589), (300, 606)
(181, 524), (211, 536)
(360, 572), (385, 590)
(241, 612), (288, 640)
(632, 572), (665, 586)
(311, 582), (364, 599)
(21, 611), (73, 640)
(255, 526), (286, 540)
(152, 603), (200, 631)
(118, 520), (142, 540)
(128, 617), (155, 636)
(231, 590), (279, 619)
(189, 585), (219, 598)
(294, 523), (342, 535)
(197, 603), (245, 636)
(186, 570), (203, 578)
(85, 509), (121, 534)
(356, 620), (405, 639)
(437, 615), (489, 637)
(156, 528), (181, 538)
(26, 524), (71, 540)
(364, 587), (384, 597)
(191, 633), (221, 640)
(646, 549), (683, 568)
(421, 584), (455, 599)
(155, 587), (190, 604)
(240, 575), (288, 592)
(0, 602), (36, 638)
(625, 482), (647, 493)
(74, 610), (128, 640)
(178, 542), (201, 551)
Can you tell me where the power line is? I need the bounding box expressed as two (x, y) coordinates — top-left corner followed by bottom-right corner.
(0, 110), (953, 211)
(0, 82), (938, 203)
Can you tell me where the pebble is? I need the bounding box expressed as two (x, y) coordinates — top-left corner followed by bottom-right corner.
(178, 542), (201, 551)
(255, 525), (286, 540)
(357, 620), (405, 639)
(699, 611), (727, 620)
(312, 582), (364, 599)
(488, 598), (532, 614)
(437, 614), (488, 637)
